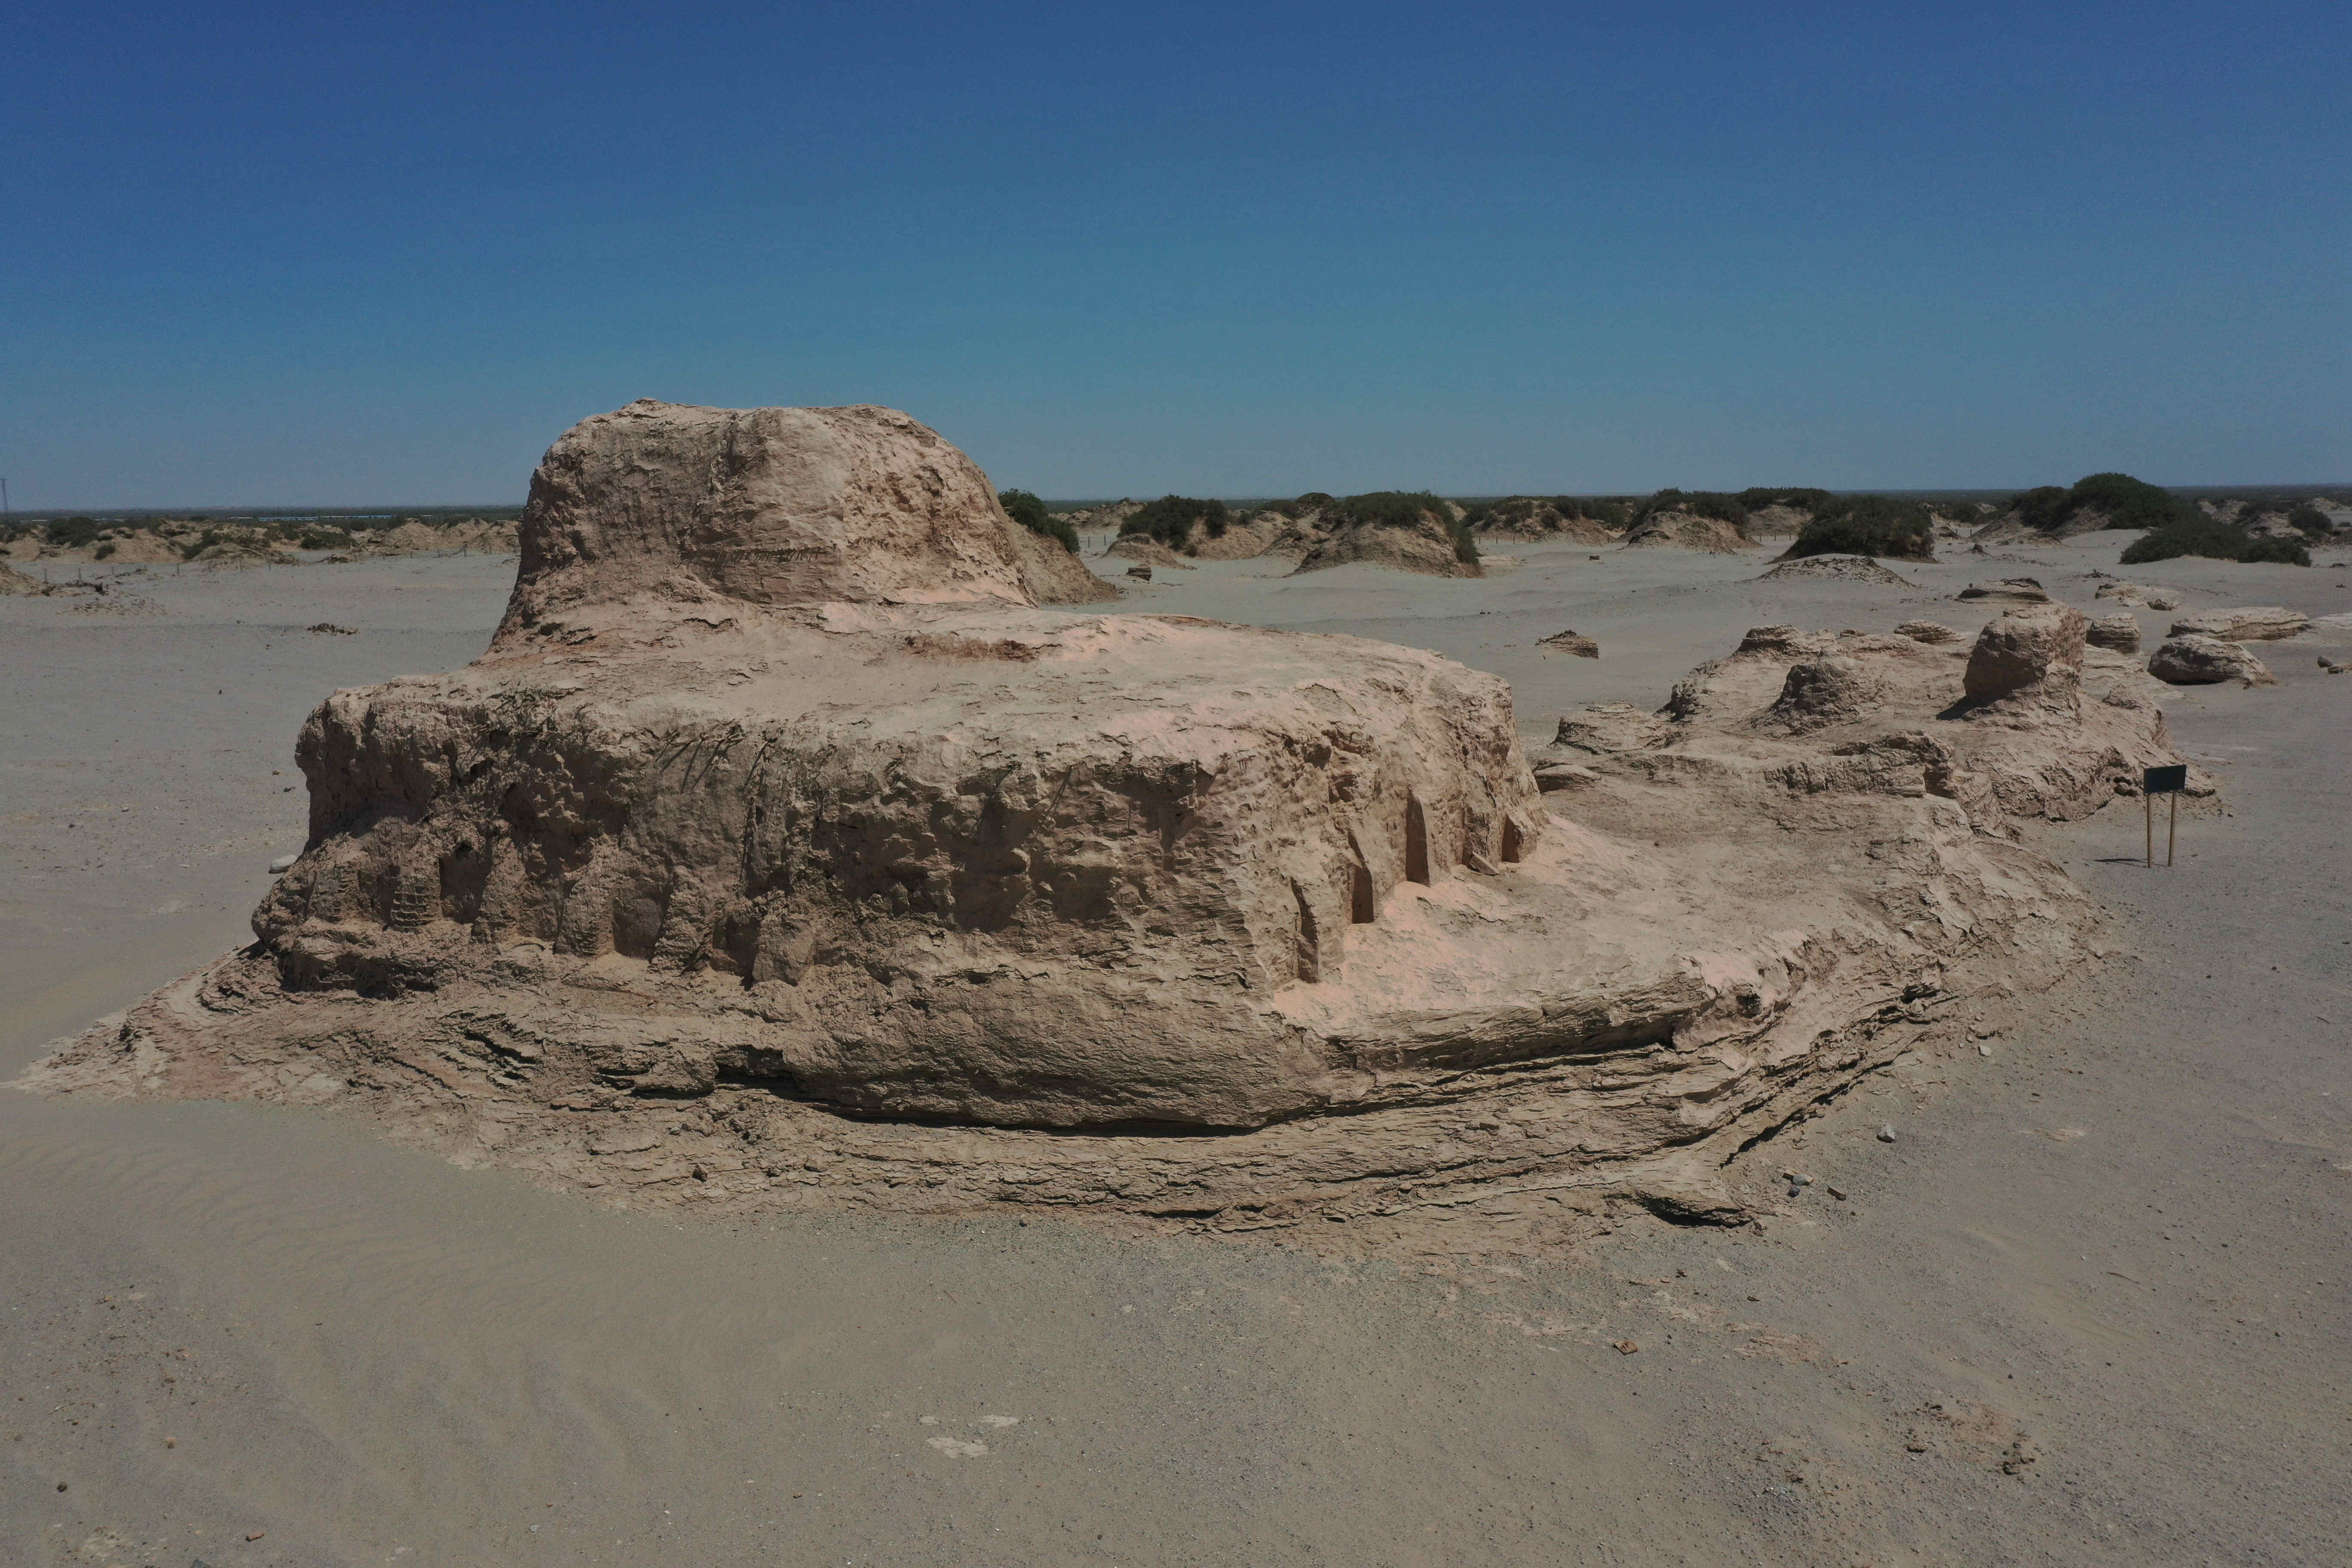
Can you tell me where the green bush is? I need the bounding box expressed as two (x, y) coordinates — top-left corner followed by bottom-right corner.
(2012, 473), (2197, 534)
(299, 527), (358, 551)
(2120, 516), (2309, 567)
(1779, 495), (1939, 561)
(1122, 495), (1229, 552)
(2241, 535), (2313, 564)
(1736, 487), (1836, 515)
(997, 489), (1079, 554)
(47, 516), (101, 550)
(1272, 491), (1335, 520)
(2286, 504), (2333, 539)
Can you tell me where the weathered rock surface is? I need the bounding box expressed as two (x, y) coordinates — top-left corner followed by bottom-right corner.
(2086, 612), (2142, 653)
(2096, 582), (2184, 612)
(1623, 510), (1755, 553)
(2166, 607), (2309, 642)
(1001, 517), (1120, 604)
(1963, 604), (2087, 705)
(2149, 634), (2277, 687)
(18, 402), (2190, 1248)
(1539, 630), (1600, 658)
(1756, 554), (1917, 585)
(1957, 578), (2048, 603)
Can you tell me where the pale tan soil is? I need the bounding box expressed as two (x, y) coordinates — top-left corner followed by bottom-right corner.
(3, 531), (2349, 1566)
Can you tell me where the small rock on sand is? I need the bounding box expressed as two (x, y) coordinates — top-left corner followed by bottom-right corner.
(1895, 620), (1961, 644)
(2149, 635), (2277, 687)
(1957, 578), (2048, 603)
(268, 853), (300, 874)
(1539, 629), (1599, 658)
(1877, 1125), (1897, 1142)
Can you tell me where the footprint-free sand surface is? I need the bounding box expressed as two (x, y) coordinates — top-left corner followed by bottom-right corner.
(4, 538), (2347, 1566)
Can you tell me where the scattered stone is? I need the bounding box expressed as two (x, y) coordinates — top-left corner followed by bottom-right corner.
(2321, 656), (2349, 675)
(1877, 1125), (1897, 1142)
(2166, 607), (2310, 642)
(1613, 1339), (1640, 1355)
(1539, 629), (1600, 658)
(268, 853), (300, 874)
(1827, 1185), (1849, 1201)
(1124, 565), (1152, 581)
(1957, 578), (2048, 603)
(2084, 612), (2141, 653)
(2149, 634), (2277, 687)
(306, 622), (358, 635)
(1894, 620), (1961, 644)
(2095, 582), (2183, 611)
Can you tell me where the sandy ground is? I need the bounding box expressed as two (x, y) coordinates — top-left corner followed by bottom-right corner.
(3, 539), (2347, 1567)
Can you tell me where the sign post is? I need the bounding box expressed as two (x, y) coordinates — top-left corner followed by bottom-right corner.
(2143, 765), (2188, 867)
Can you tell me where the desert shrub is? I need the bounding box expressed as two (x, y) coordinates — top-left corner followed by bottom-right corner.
(997, 489), (1079, 553)
(93, 542), (116, 560)
(1635, 490), (1749, 533)
(1122, 495), (1229, 552)
(1271, 491), (1335, 519)
(1736, 487), (1836, 515)
(1322, 491), (1446, 530)
(1779, 495), (1938, 561)
(299, 527), (357, 550)
(2013, 473), (2197, 534)
(2240, 534), (2313, 564)
(47, 516), (101, 550)
(2009, 486), (2074, 533)
(2286, 504), (2333, 539)
(2120, 515), (2309, 567)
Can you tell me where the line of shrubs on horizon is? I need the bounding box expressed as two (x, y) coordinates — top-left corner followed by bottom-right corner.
(2, 511), (521, 560)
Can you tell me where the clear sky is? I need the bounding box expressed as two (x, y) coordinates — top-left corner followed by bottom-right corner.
(5, 1), (2346, 507)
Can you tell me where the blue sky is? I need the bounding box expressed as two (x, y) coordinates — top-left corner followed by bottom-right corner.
(4, 0), (2346, 505)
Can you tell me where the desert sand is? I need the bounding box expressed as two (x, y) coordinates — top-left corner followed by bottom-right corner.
(3, 495), (2349, 1568)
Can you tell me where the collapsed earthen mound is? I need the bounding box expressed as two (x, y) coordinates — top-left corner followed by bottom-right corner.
(2149, 634), (2276, 687)
(1291, 508), (1479, 579)
(1623, 510), (1755, 553)
(1895, 621), (1962, 645)
(2166, 607), (2309, 642)
(2086, 612), (2141, 653)
(1, 563), (48, 595)
(20, 402), (2193, 1252)
(1472, 499), (1621, 544)
(1539, 629), (1600, 658)
(1754, 554), (1917, 586)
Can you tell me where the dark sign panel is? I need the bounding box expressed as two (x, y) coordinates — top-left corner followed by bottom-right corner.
(2144, 764), (2188, 796)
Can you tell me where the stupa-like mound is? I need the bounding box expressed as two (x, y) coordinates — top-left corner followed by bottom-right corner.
(21, 404), (2193, 1252)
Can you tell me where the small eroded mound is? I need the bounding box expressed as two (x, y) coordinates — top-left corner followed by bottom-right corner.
(1754, 554), (1917, 586)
